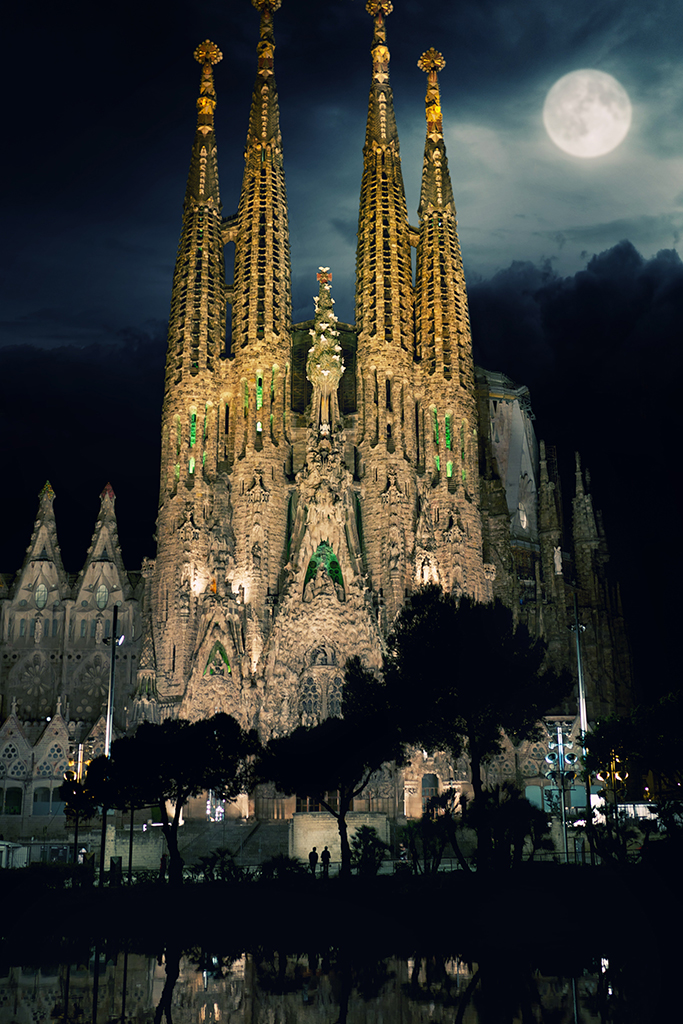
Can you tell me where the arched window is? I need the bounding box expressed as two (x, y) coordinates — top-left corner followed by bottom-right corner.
(95, 584), (109, 610)
(422, 773), (439, 814)
(35, 584), (48, 609)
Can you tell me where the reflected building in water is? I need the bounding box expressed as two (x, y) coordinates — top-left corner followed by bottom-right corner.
(0, 951), (618, 1024)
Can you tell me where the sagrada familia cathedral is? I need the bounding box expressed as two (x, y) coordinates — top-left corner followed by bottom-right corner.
(0, 2), (631, 831)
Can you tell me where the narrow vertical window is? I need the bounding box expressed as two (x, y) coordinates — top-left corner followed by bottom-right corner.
(189, 456), (195, 475)
(256, 374), (263, 410)
(445, 415), (452, 450)
(432, 408), (439, 444)
(189, 411), (197, 447)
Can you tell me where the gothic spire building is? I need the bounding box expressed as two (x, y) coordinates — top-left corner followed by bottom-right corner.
(0, 0), (632, 831)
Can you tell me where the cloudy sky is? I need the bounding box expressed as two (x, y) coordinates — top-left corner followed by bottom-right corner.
(1, 0), (681, 689)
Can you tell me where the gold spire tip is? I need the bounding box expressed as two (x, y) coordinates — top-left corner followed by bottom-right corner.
(194, 40), (223, 65)
(418, 48), (446, 74)
(367, 1), (393, 16)
(252, 0), (282, 13)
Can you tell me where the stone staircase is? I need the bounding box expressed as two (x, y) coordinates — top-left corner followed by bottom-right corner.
(177, 819), (291, 868)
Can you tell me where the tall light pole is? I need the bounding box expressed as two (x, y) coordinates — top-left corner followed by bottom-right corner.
(569, 592), (591, 823)
(100, 604), (125, 884)
(104, 604), (125, 756)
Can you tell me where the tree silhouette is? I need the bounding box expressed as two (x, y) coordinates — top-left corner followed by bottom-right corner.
(258, 659), (403, 879)
(87, 714), (257, 885)
(385, 587), (570, 802)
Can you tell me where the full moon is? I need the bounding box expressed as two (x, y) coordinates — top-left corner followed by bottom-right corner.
(543, 69), (632, 158)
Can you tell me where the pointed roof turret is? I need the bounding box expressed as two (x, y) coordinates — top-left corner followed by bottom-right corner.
(415, 48), (473, 382)
(355, 2), (413, 356)
(20, 482), (67, 574)
(74, 484), (131, 608)
(11, 482), (69, 605)
(230, 0), (292, 361)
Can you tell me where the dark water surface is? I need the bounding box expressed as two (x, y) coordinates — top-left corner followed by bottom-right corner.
(0, 948), (670, 1024)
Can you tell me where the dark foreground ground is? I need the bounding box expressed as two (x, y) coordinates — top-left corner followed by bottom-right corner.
(1, 863), (679, 968)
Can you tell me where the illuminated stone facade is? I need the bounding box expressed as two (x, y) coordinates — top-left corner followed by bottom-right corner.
(0, 2), (631, 829)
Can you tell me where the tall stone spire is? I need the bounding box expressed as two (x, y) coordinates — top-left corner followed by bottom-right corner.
(153, 41), (229, 699)
(160, 40), (227, 499)
(229, 0), (292, 366)
(355, 1), (414, 356)
(415, 48), (472, 383)
(307, 269), (345, 436)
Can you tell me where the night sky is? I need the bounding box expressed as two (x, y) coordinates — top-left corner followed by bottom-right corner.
(1, 0), (681, 693)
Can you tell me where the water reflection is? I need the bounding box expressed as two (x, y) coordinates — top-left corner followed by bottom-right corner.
(0, 948), (653, 1024)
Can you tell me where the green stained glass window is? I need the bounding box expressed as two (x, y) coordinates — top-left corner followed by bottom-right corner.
(190, 412), (197, 447)
(304, 542), (344, 590)
(435, 455), (440, 471)
(175, 463), (180, 480)
(447, 461), (453, 478)
(189, 457), (195, 475)
(445, 415), (452, 450)
(256, 375), (263, 410)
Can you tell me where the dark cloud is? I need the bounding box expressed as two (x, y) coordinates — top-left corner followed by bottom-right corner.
(469, 241), (682, 691)
(0, 326), (166, 572)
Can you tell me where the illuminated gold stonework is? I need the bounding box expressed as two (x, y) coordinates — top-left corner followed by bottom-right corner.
(194, 40), (223, 65)
(252, 0), (282, 11)
(418, 48), (446, 74)
(366, 1), (393, 16)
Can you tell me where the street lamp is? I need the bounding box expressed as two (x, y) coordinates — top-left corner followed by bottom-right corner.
(99, 603), (125, 883)
(545, 722), (579, 862)
(102, 604), (125, 756)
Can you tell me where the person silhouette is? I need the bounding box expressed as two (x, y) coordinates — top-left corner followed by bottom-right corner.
(308, 846), (319, 876)
(321, 845), (331, 877)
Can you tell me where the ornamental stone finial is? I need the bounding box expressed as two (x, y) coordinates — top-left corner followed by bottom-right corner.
(418, 48), (446, 136)
(194, 40), (223, 66)
(366, 1), (393, 16)
(252, 0), (282, 12)
(193, 41), (222, 125)
(418, 48), (446, 75)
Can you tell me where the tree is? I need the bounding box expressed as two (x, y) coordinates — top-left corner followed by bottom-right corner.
(58, 775), (99, 865)
(350, 825), (390, 877)
(385, 588), (571, 803)
(87, 714), (257, 885)
(258, 659), (404, 880)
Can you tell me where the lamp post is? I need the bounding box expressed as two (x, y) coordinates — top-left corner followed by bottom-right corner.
(568, 592), (591, 822)
(545, 722), (579, 862)
(99, 604), (125, 884)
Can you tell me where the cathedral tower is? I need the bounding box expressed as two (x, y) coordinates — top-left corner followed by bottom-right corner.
(152, 40), (229, 702)
(412, 49), (487, 602)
